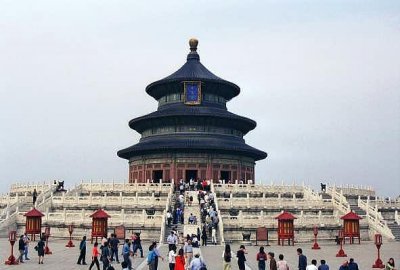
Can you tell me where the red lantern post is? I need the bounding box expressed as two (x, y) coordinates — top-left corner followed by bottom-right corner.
(66, 224), (75, 247)
(372, 234), (384, 268)
(5, 231), (18, 265)
(44, 226), (52, 255)
(312, 225), (321, 249)
(336, 229), (347, 257)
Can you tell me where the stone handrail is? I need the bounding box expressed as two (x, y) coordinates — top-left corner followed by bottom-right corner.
(18, 209), (164, 227)
(159, 181), (174, 244)
(217, 198), (331, 210)
(333, 184), (375, 197)
(0, 184), (55, 231)
(211, 182), (225, 244)
(369, 198), (400, 209)
(221, 212), (339, 227)
(303, 186), (322, 200)
(358, 198), (395, 239)
(10, 182), (53, 194)
(79, 181), (172, 193)
(214, 183), (304, 194)
(328, 186), (350, 215)
(51, 195), (167, 208)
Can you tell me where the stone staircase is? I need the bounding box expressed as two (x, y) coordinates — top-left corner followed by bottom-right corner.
(350, 205), (366, 216)
(164, 190), (185, 243)
(387, 222), (400, 241)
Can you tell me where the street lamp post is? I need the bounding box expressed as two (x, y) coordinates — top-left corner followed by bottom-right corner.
(336, 229), (347, 257)
(5, 231), (18, 265)
(66, 224), (75, 247)
(372, 234), (384, 268)
(312, 225), (321, 249)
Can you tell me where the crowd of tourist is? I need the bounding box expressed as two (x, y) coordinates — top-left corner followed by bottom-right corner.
(12, 181), (397, 270)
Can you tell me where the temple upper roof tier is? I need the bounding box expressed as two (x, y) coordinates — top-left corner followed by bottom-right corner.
(128, 104), (256, 134)
(117, 134), (267, 161)
(145, 39), (240, 101)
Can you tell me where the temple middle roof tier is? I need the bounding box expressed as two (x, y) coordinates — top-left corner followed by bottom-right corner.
(129, 104), (257, 134)
(145, 42), (240, 101)
(117, 134), (267, 161)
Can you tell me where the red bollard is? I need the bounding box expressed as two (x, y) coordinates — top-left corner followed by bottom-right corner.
(5, 231), (18, 265)
(44, 226), (52, 255)
(66, 224), (75, 247)
(372, 234), (384, 268)
(312, 225), (321, 249)
(336, 229), (347, 257)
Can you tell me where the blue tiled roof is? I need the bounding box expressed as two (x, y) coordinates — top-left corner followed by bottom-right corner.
(117, 134), (267, 161)
(129, 103), (256, 134)
(145, 50), (240, 100)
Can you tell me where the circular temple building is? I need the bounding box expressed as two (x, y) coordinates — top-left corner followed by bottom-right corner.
(117, 39), (267, 184)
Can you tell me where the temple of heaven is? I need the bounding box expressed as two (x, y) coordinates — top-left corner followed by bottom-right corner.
(117, 39), (267, 184)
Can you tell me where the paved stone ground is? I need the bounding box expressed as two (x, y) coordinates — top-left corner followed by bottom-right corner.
(1, 239), (399, 270)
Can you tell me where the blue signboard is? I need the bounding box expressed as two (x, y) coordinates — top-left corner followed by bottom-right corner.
(184, 81), (201, 105)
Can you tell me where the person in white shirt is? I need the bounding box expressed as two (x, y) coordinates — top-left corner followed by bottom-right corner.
(168, 246), (177, 270)
(306, 259), (318, 270)
(211, 226), (217, 245)
(167, 231), (177, 251)
(166, 211), (172, 227)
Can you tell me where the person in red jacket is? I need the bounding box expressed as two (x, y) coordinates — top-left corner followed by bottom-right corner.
(89, 242), (100, 270)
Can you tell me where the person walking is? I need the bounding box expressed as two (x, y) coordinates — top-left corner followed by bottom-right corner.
(385, 258), (396, 270)
(167, 211), (173, 228)
(256, 246), (267, 270)
(100, 241), (110, 270)
(147, 244), (156, 270)
(168, 245), (177, 270)
(211, 226), (217, 245)
(77, 236), (87, 265)
(189, 253), (204, 270)
(348, 258), (359, 270)
(174, 248), (185, 270)
(110, 234), (120, 263)
(306, 259), (318, 270)
(32, 188), (38, 205)
(23, 233), (30, 260)
(339, 261), (349, 270)
(184, 239), (194, 268)
(201, 226), (208, 246)
(318, 260), (329, 270)
(269, 252), (277, 270)
(122, 239), (132, 270)
(18, 235), (25, 263)
(167, 231), (177, 251)
(36, 235), (45, 264)
(237, 245), (247, 270)
(222, 244), (232, 270)
(152, 242), (164, 270)
(277, 254), (289, 270)
(297, 248), (307, 270)
(133, 233), (144, 258)
(89, 242), (100, 270)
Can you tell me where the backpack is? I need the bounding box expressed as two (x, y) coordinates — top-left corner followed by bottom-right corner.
(147, 250), (155, 264)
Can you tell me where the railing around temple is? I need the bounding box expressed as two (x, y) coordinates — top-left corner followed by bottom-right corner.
(358, 198), (395, 239)
(211, 182), (225, 244)
(328, 186), (350, 215)
(159, 180), (174, 244)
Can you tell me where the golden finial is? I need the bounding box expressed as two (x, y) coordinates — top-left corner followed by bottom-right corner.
(189, 38), (198, 52)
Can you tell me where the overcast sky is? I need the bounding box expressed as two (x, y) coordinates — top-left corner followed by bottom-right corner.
(0, 1), (399, 197)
